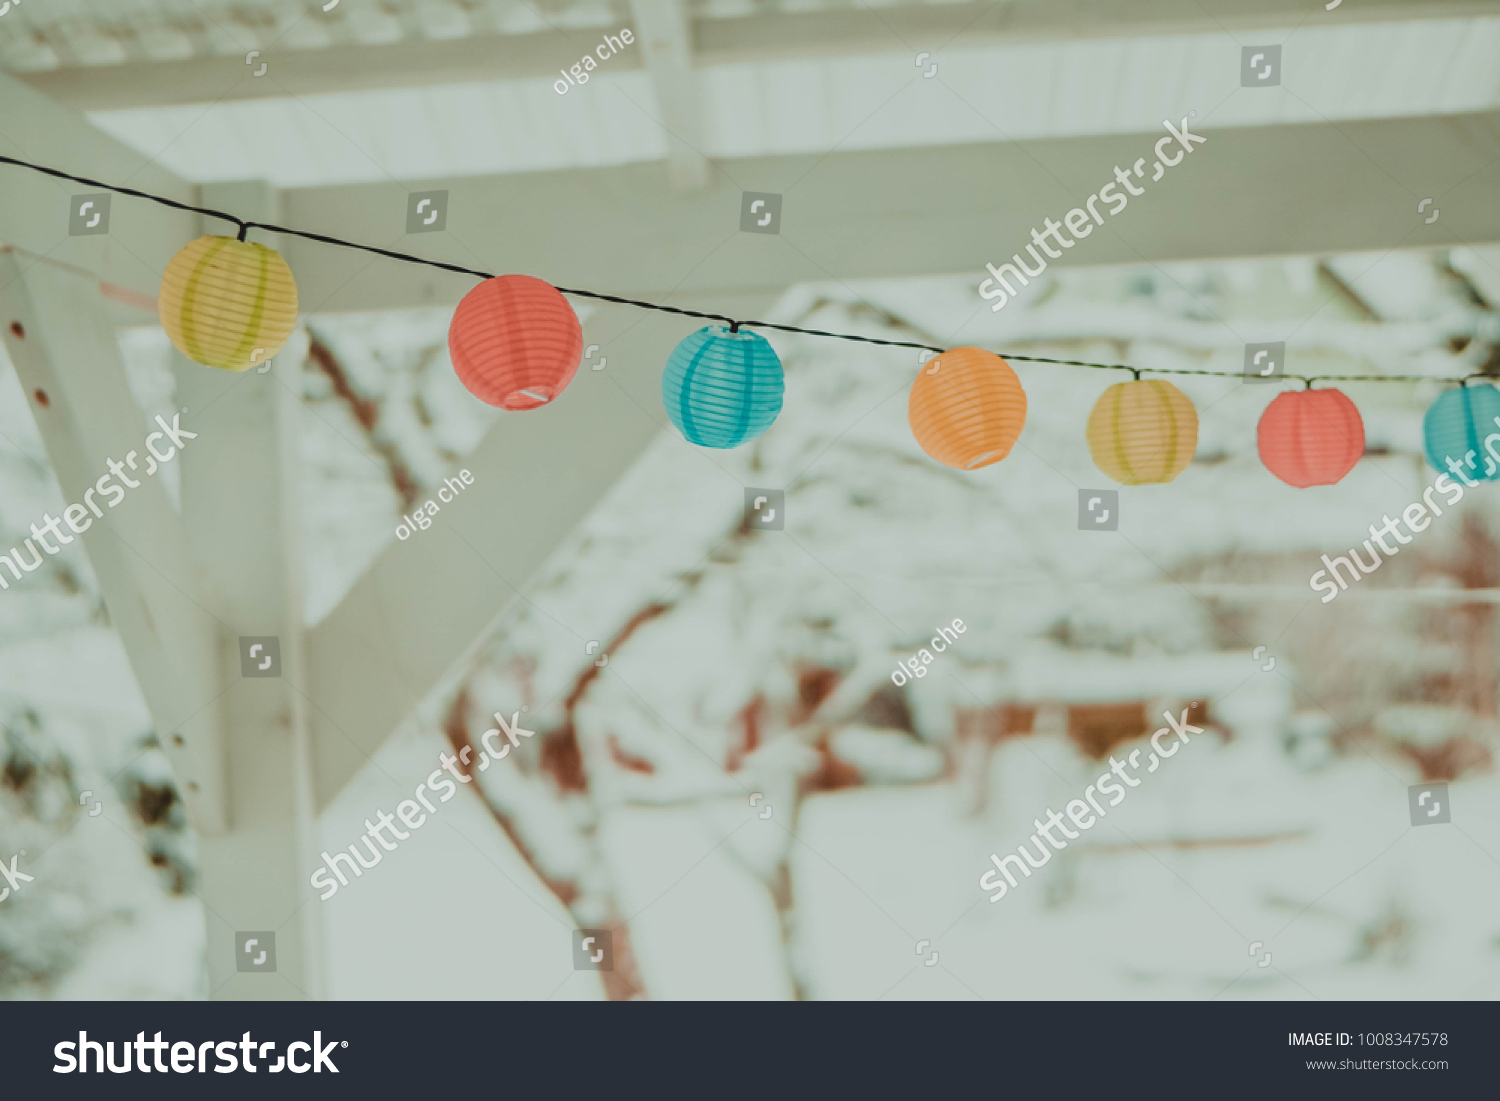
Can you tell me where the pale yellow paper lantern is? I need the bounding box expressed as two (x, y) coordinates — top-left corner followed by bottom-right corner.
(159, 236), (299, 371)
(1085, 378), (1198, 485)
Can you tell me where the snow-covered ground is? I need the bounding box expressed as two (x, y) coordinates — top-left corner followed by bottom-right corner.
(4, 246), (1500, 999)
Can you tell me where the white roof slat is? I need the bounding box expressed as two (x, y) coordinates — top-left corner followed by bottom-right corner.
(78, 16), (1500, 188)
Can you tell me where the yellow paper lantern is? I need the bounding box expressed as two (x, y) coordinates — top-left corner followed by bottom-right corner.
(1085, 378), (1198, 485)
(159, 236), (299, 371)
(908, 347), (1028, 470)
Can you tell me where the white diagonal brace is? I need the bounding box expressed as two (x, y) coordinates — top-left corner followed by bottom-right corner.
(305, 293), (776, 811)
(0, 256), (230, 832)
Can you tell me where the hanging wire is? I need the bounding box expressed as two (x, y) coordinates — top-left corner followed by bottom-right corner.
(1, 153), (1484, 387)
(0, 154), (248, 232)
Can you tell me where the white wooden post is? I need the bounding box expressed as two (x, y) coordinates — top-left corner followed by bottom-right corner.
(166, 181), (326, 999)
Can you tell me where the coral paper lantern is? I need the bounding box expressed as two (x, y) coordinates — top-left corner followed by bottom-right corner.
(1086, 378), (1198, 485)
(448, 275), (583, 409)
(1257, 388), (1364, 487)
(907, 347), (1027, 470)
(159, 236), (299, 371)
(661, 325), (784, 448)
(1423, 383), (1500, 482)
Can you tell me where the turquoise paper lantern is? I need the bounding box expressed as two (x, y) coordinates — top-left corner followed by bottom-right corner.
(662, 325), (784, 448)
(1423, 383), (1500, 482)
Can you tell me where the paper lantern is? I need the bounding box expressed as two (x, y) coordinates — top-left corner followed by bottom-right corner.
(449, 275), (582, 409)
(1086, 378), (1197, 485)
(159, 236), (298, 371)
(1423, 383), (1500, 482)
(661, 325), (784, 448)
(907, 347), (1027, 470)
(1257, 388), (1365, 487)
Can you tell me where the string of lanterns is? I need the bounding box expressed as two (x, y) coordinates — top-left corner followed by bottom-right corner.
(3, 154), (1490, 490)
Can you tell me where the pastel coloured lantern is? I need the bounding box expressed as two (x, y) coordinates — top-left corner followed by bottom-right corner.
(907, 347), (1027, 470)
(449, 275), (583, 409)
(1257, 388), (1364, 487)
(661, 325), (784, 448)
(1423, 383), (1500, 482)
(1085, 378), (1197, 485)
(158, 236), (299, 371)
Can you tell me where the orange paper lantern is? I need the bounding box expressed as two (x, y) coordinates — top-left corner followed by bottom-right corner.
(1257, 388), (1364, 487)
(448, 275), (582, 409)
(908, 347), (1027, 470)
(1085, 379), (1197, 485)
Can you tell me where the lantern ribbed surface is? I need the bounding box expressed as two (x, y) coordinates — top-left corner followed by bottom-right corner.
(907, 347), (1027, 470)
(1257, 388), (1364, 487)
(158, 236), (299, 371)
(661, 326), (784, 448)
(1086, 379), (1198, 485)
(449, 275), (582, 409)
(1423, 384), (1500, 481)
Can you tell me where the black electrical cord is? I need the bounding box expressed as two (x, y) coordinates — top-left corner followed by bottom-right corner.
(2, 153), (1481, 386)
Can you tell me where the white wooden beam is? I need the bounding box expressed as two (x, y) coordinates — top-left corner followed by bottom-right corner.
(280, 111), (1500, 316)
(0, 70), (198, 305)
(628, 0), (707, 190)
(18, 0), (1500, 110)
(695, 0), (1500, 59)
(167, 182), (326, 1000)
(0, 258), (230, 833)
(306, 292), (777, 811)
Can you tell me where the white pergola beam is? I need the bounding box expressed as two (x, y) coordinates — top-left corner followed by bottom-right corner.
(697, 0), (1500, 57)
(629, 0), (707, 190)
(279, 111), (1500, 317)
(0, 70), (198, 305)
(306, 293), (776, 811)
(17, 0), (1500, 110)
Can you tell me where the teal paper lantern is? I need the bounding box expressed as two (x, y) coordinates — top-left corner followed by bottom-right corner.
(1423, 384), (1500, 482)
(662, 325), (784, 448)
